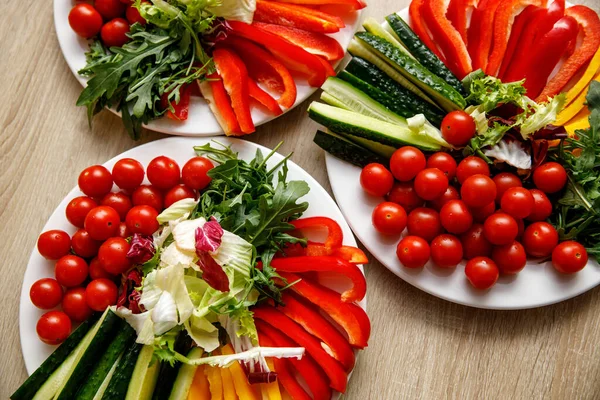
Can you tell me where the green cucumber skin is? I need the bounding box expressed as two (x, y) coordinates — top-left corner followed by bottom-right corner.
(385, 14), (466, 96)
(314, 130), (388, 167)
(102, 342), (143, 400)
(355, 32), (466, 110)
(151, 334), (192, 400)
(75, 322), (136, 400)
(11, 316), (100, 400)
(345, 57), (443, 126)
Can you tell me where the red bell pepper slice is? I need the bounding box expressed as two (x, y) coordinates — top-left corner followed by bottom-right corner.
(290, 216), (344, 249)
(253, 306), (348, 393)
(318, 56), (336, 77)
(467, 0), (502, 71)
(281, 243), (368, 264)
(409, 0), (446, 61)
(332, 245), (368, 264)
(199, 74), (242, 135)
(536, 5), (600, 101)
(228, 21), (327, 88)
(497, 5), (541, 79)
(254, 0), (343, 34)
(422, 0), (472, 78)
(271, 256), (366, 303)
(247, 79), (283, 116)
(446, 0), (468, 44)
(160, 84), (191, 121)
(278, 271), (370, 348)
(212, 48), (255, 134)
(273, 0), (365, 10)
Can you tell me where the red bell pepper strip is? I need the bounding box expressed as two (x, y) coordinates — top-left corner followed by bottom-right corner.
(281, 243), (368, 264)
(273, 0), (365, 9)
(318, 56), (336, 77)
(422, 0), (472, 78)
(271, 256), (366, 303)
(467, 0), (502, 71)
(228, 21), (327, 88)
(290, 216), (344, 249)
(160, 84), (191, 121)
(446, 0), (468, 44)
(332, 245), (368, 264)
(277, 271), (370, 348)
(247, 79), (283, 116)
(199, 74), (242, 135)
(409, 0), (446, 61)
(212, 48), (255, 134)
(253, 306), (348, 393)
(536, 5), (600, 101)
(497, 5), (541, 79)
(254, 0), (343, 34)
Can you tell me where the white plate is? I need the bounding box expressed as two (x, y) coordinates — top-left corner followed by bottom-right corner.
(53, 0), (362, 136)
(19, 137), (366, 397)
(324, 7), (600, 310)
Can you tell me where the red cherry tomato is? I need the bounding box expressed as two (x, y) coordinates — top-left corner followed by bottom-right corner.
(552, 241), (588, 274)
(126, 4), (146, 25)
(456, 156), (490, 184)
(101, 192), (133, 220)
(460, 174), (496, 208)
(407, 207), (443, 242)
(66, 196), (99, 228)
(30, 278), (63, 310)
(396, 236), (430, 268)
(98, 237), (132, 275)
(471, 201), (496, 223)
(492, 241), (527, 275)
(71, 229), (102, 258)
(147, 156), (181, 190)
(372, 202), (407, 236)
(101, 18), (130, 48)
(55, 255), (89, 287)
(37, 311), (72, 345)
(440, 111), (476, 147)
(95, 0), (127, 19)
(440, 200), (473, 234)
(37, 230), (71, 260)
(386, 182), (424, 212)
(182, 156), (214, 191)
(516, 218), (525, 240)
(389, 147), (426, 181)
(465, 257), (499, 289)
(62, 287), (94, 322)
(414, 168), (449, 200)
(84, 206), (120, 240)
(426, 152), (457, 180)
(112, 158), (145, 191)
(68, 4), (103, 38)
(89, 257), (115, 280)
(428, 186), (460, 211)
(492, 172), (522, 203)
(522, 222), (559, 258)
(86, 279), (118, 311)
(118, 222), (131, 239)
(430, 234), (463, 268)
(360, 163), (394, 197)
(500, 187), (534, 219)
(460, 224), (493, 259)
(483, 213), (518, 245)
(78, 165), (113, 198)
(527, 189), (553, 222)
(533, 162), (567, 194)
(164, 184), (196, 208)
(132, 185), (164, 212)
(126, 205), (159, 235)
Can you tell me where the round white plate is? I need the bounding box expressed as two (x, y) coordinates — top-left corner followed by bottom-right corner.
(19, 137), (366, 395)
(53, 0), (362, 136)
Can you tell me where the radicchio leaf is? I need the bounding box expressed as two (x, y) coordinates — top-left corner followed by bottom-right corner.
(195, 217), (224, 253)
(117, 269), (144, 313)
(195, 218), (229, 292)
(127, 234), (155, 264)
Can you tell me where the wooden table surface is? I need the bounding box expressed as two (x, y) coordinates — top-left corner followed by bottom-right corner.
(2, 0), (600, 398)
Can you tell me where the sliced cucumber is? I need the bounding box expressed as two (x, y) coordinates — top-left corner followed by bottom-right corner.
(168, 347), (204, 400)
(125, 345), (160, 400)
(362, 18), (415, 60)
(343, 132), (397, 158)
(152, 334), (192, 400)
(321, 92), (352, 110)
(92, 354), (122, 400)
(314, 130), (389, 167)
(102, 342), (143, 400)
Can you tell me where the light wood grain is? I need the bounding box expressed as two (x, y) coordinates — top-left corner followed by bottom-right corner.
(2, 0), (600, 398)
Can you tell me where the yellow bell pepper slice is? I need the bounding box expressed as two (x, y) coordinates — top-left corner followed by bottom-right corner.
(555, 71), (600, 126)
(564, 108), (591, 137)
(206, 366), (224, 400)
(260, 359), (282, 400)
(221, 344), (260, 400)
(188, 365), (211, 400)
(220, 363), (238, 400)
(563, 47), (600, 106)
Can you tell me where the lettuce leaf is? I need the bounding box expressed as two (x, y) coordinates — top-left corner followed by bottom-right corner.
(207, 0), (256, 24)
(157, 198), (197, 224)
(517, 93), (566, 139)
(176, 346), (306, 367)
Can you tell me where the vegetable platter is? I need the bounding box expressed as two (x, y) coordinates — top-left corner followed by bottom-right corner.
(15, 137), (370, 400)
(55, 0), (364, 139)
(308, 3), (600, 309)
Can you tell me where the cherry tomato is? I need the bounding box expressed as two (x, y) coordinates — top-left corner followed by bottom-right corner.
(95, 0), (126, 19)
(492, 172), (522, 203)
(372, 202), (407, 236)
(552, 241), (588, 274)
(164, 184), (196, 208)
(500, 187), (534, 219)
(430, 234), (463, 268)
(66, 196), (99, 228)
(62, 287), (94, 322)
(533, 162), (567, 194)
(396, 236), (430, 268)
(360, 163), (394, 197)
(522, 222), (559, 258)
(389, 147), (426, 181)
(492, 241), (526, 275)
(465, 257), (499, 289)
(55, 255), (89, 287)
(147, 156), (181, 190)
(118, 222), (131, 239)
(30, 278), (63, 309)
(126, 205), (159, 235)
(407, 207), (443, 242)
(89, 257), (115, 280)
(526, 189), (553, 222)
(428, 186), (460, 211)
(456, 156), (490, 184)
(112, 158), (145, 191)
(98, 237), (132, 275)
(426, 152), (457, 180)
(414, 168), (449, 200)
(68, 4), (103, 38)
(460, 174), (496, 208)
(101, 191), (133, 220)
(516, 218), (525, 240)
(86, 279), (118, 311)
(440, 200), (473, 234)
(483, 213), (518, 245)
(37, 311), (72, 345)
(182, 156), (214, 191)
(37, 230), (71, 260)
(441, 111), (476, 147)
(132, 185), (164, 212)
(84, 206), (120, 240)
(78, 165), (113, 198)
(126, 4), (146, 25)
(101, 18), (130, 48)
(460, 224), (493, 259)
(386, 182), (424, 212)
(71, 229), (102, 258)
(471, 201), (496, 223)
